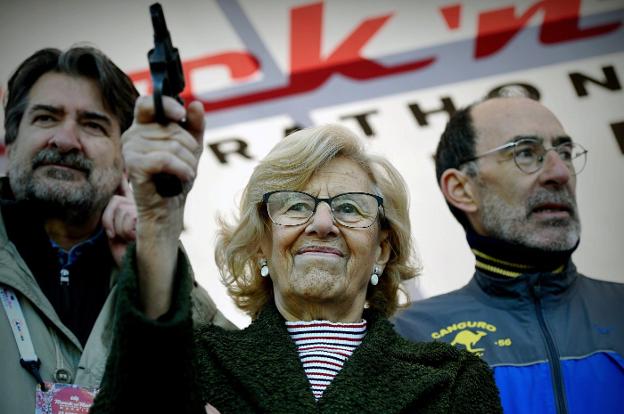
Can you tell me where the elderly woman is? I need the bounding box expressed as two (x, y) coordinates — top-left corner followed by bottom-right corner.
(91, 97), (501, 413)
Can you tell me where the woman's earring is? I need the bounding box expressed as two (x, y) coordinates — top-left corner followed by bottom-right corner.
(370, 266), (380, 286)
(260, 259), (270, 277)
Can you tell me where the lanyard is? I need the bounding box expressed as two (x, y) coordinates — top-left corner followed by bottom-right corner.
(0, 286), (47, 391)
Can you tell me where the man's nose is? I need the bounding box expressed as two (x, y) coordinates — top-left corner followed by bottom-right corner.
(305, 202), (339, 237)
(539, 150), (572, 186)
(48, 120), (82, 152)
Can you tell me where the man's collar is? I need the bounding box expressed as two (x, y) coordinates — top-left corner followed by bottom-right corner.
(50, 227), (106, 268)
(466, 228), (578, 278)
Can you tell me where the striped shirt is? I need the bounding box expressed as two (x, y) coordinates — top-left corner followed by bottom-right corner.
(286, 319), (367, 400)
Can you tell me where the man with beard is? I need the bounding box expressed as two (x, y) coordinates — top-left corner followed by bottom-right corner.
(393, 96), (624, 413)
(0, 47), (233, 414)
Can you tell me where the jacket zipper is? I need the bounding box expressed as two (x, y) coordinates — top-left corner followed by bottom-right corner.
(530, 282), (568, 414)
(60, 268), (71, 319)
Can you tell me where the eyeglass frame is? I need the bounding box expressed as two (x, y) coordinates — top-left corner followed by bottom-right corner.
(459, 137), (588, 175)
(262, 190), (384, 228)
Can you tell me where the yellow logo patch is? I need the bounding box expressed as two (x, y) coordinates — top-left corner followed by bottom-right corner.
(431, 321), (511, 357)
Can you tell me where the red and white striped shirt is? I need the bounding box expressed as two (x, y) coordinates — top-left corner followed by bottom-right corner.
(286, 319), (367, 400)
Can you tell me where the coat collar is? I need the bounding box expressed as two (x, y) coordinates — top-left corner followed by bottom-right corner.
(202, 302), (460, 412)
(0, 177), (115, 350)
(466, 229), (577, 278)
(470, 260), (578, 302)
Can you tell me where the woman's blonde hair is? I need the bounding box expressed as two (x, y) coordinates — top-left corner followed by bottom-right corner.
(215, 124), (420, 319)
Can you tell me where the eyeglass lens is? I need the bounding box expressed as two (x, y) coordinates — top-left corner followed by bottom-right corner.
(513, 139), (587, 175)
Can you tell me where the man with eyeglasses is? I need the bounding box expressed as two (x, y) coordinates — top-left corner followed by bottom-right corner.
(393, 96), (624, 414)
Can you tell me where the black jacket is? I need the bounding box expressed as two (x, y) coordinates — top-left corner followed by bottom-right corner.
(92, 245), (502, 413)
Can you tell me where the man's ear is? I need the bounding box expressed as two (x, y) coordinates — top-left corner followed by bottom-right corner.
(440, 168), (478, 214)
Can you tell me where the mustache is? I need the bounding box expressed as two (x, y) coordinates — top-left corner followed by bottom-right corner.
(526, 188), (577, 217)
(32, 149), (92, 174)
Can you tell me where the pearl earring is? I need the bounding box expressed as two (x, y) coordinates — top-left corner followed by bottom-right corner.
(260, 259), (270, 277)
(370, 266), (380, 286)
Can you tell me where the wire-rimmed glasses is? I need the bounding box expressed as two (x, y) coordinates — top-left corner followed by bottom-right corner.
(460, 138), (588, 175)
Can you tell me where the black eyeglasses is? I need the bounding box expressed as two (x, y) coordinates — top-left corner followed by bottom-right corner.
(460, 138), (588, 175)
(263, 191), (384, 228)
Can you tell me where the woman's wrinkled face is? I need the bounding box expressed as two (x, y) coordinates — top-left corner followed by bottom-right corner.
(260, 157), (389, 322)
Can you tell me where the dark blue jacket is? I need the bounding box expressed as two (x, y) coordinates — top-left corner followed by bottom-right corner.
(393, 263), (624, 414)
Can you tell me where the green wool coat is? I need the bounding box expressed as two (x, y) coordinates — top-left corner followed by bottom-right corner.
(92, 247), (501, 413)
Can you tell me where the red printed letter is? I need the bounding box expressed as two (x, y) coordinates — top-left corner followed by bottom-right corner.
(290, 2), (434, 83)
(476, 0), (621, 58)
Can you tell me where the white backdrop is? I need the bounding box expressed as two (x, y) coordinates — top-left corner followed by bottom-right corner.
(1, 0), (623, 327)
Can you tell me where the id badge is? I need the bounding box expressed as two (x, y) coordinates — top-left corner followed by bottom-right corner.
(35, 382), (98, 414)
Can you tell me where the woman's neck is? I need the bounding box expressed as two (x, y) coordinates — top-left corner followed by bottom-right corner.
(275, 295), (364, 322)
